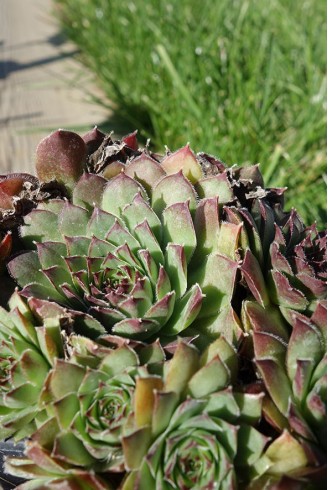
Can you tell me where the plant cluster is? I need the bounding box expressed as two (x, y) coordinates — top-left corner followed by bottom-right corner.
(0, 128), (326, 489)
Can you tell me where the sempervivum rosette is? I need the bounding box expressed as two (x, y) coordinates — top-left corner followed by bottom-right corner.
(0, 292), (65, 441)
(8, 146), (244, 347)
(253, 300), (327, 465)
(239, 209), (326, 333)
(120, 340), (310, 489)
(28, 338), (165, 473)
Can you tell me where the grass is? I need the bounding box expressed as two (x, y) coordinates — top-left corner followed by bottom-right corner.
(54, 0), (326, 227)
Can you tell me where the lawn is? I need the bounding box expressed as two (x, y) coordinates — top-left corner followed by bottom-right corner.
(54, 0), (326, 227)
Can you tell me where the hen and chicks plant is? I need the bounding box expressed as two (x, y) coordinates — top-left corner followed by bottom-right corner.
(0, 127), (326, 490)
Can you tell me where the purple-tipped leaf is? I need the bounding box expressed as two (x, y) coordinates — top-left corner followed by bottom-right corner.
(160, 145), (203, 184)
(162, 201), (196, 263)
(102, 172), (146, 217)
(72, 173), (107, 210)
(152, 171), (197, 216)
(125, 153), (165, 192)
(241, 250), (269, 308)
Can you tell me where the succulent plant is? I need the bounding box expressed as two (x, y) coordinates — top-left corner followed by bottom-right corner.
(253, 300), (327, 463)
(0, 292), (65, 441)
(0, 171), (69, 297)
(120, 340), (310, 489)
(29, 338), (165, 472)
(1, 128), (326, 489)
(239, 209), (326, 330)
(8, 145), (249, 347)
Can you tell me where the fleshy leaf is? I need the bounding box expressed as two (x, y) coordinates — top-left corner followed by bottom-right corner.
(101, 172), (146, 217)
(191, 253), (238, 318)
(193, 196), (220, 259)
(72, 173), (107, 210)
(162, 284), (203, 335)
(265, 430), (308, 475)
(269, 270), (308, 311)
(242, 250), (269, 308)
(188, 356), (231, 397)
(152, 171), (197, 216)
(59, 202), (90, 237)
(125, 153), (165, 192)
(162, 201), (196, 263)
(160, 145), (203, 184)
(134, 376), (164, 427)
(20, 210), (61, 246)
(164, 342), (199, 395)
(195, 173), (233, 203)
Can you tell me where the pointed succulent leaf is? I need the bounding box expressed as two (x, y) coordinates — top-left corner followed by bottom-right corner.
(151, 390), (179, 437)
(112, 318), (161, 340)
(269, 270), (308, 311)
(46, 360), (86, 400)
(72, 173), (107, 210)
(123, 192), (161, 241)
(151, 171), (197, 216)
(155, 265), (171, 300)
(193, 196), (220, 259)
(188, 356), (231, 397)
(59, 202), (89, 237)
(133, 219), (164, 264)
(242, 249), (269, 308)
(122, 427), (152, 470)
(20, 209), (61, 246)
(200, 335), (238, 381)
(236, 424), (269, 467)
(144, 291), (175, 325)
(160, 145), (203, 184)
(164, 341), (199, 395)
(122, 129), (138, 150)
(193, 306), (243, 348)
(287, 315), (324, 381)
(242, 300), (289, 341)
(234, 392), (264, 425)
(195, 172), (233, 203)
(53, 431), (96, 466)
(36, 319), (65, 365)
(162, 284), (203, 335)
(124, 153), (165, 192)
(162, 201), (196, 263)
(164, 243), (187, 299)
(253, 331), (287, 366)
(35, 242), (67, 270)
(101, 172), (146, 217)
(134, 376), (164, 427)
(191, 253), (238, 318)
(99, 345), (139, 377)
(82, 125), (105, 152)
(292, 359), (315, 404)
(217, 222), (242, 260)
(255, 359), (292, 416)
(8, 251), (48, 288)
(265, 430), (309, 475)
(86, 207), (116, 239)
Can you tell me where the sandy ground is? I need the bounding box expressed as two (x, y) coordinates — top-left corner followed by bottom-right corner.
(0, 0), (109, 175)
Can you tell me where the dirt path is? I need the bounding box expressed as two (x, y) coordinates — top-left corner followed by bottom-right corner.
(0, 0), (109, 175)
